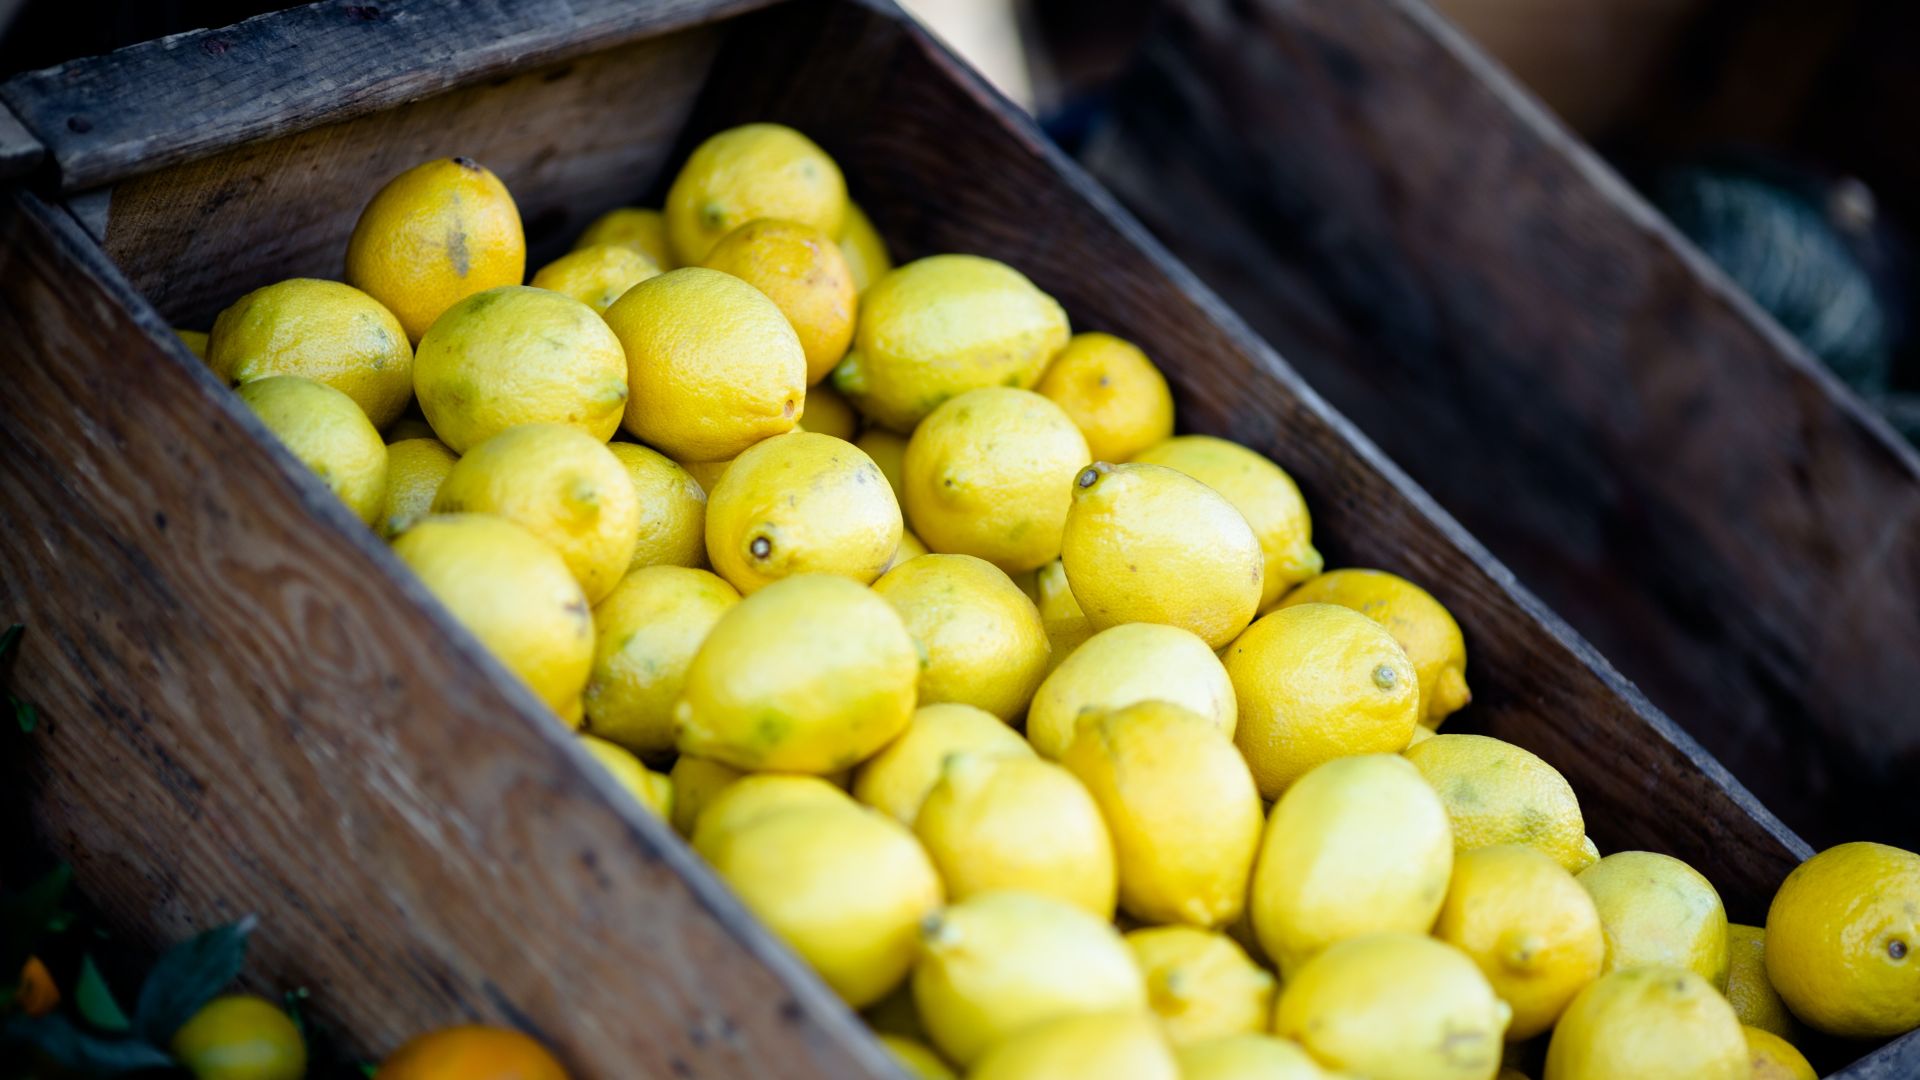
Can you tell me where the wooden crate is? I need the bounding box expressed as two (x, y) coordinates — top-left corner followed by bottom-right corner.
(0, 0), (1898, 1075)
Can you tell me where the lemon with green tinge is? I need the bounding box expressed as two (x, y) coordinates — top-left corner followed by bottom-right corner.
(1434, 845), (1604, 1040)
(1275, 934), (1509, 1080)
(1176, 1035), (1333, 1080)
(1035, 332), (1174, 463)
(970, 1011), (1177, 1080)
(1280, 569), (1469, 727)
(1576, 851), (1729, 991)
(1542, 967), (1746, 1080)
(177, 328), (209, 360)
(873, 554), (1049, 720)
(689, 773), (854, 851)
(839, 201), (892, 294)
(675, 573), (917, 772)
(210, 277), (414, 428)
(578, 734), (672, 819)
(605, 442), (707, 572)
(912, 890), (1147, 1066)
(1766, 841), (1920, 1037)
(797, 381), (860, 440)
(703, 218), (858, 385)
(1061, 702), (1262, 928)
(583, 566), (738, 755)
(1027, 622), (1236, 759)
(346, 156), (525, 342)
(529, 243), (660, 313)
(854, 703), (1035, 824)
(432, 423), (640, 603)
(705, 431), (900, 593)
(914, 754), (1117, 917)
(1133, 435), (1322, 610)
(857, 428), (908, 502)
(412, 285), (629, 452)
(604, 267), (807, 462)
(1745, 1026), (1815, 1080)
(392, 514), (592, 715)
(1225, 604), (1420, 798)
(236, 375), (388, 526)
(575, 206), (673, 268)
(668, 754), (744, 837)
(1403, 734), (1595, 874)
(1250, 754), (1453, 977)
(902, 387), (1089, 574)
(170, 994), (307, 1080)
(379, 437), (457, 539)
(1061, 461), (1264, 649)
(1725, 923), (1795, 1038)
(834, 255), (1070, 432)
(879, 1035), (955, 1080)
(666, 123), (847, 264)
(1126, 927), (1275, 1044)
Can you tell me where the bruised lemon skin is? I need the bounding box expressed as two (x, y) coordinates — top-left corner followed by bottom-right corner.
(705, 431), (901, 594)
(578, 734), (673, 819)
(969, 1011), (1177, 1080)
(1126, 926), (1275, 1044)
(606, 442), (708, 573)
(1434, 845), (1605, 1040)
(347, 156), (525, 342)
(236, 375), (388, 526)
(666, 123), (847, 265)
(854, 703), (1035, 825)
(530, 243), (660, 314)
(379, 437), (457, 539)
(210, 277), (414, 428)
(1577, 851), (1729, 992)
(914, 753), (1117, 918)
(1133, 435), (1322, 611)
(1765, 841), (1920, 1038)
(1035, 332), (1174, 464)
(703, 218), (858, 385)
(575, 206), (673, 268)
(872, 554), (1050, 721)
(584, 565), (739, 756)
(1403, 734), (1595, 874)
(1027, 622), (1236, 760)
(839, 201), (892, 294)
(1280, 569), (1470, 727)
(1543, 967), (1747, 1080)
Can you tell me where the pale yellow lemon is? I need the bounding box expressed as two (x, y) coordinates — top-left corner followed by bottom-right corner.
(210, 277), (414, 427)
(1766, 841), (1920, 1037)
(1402, 734), (1595, 874)
(1175, 1035), (1331, 1080)
(689, 774), (853, 851)
(666, 123), (847, 264)
(878, 1035), (955, 1080)
(1134, 435), (1322, 611)
(1027, 622), (1235, 760)
(1032, 558), (1093, 674)
(1577, 851), (1729, 990)
(578, 734), (672, 819)
(872, 554), (1049, 720)
(583, 566), (738, 755)
(235, 375), (387, 526)
(1126, 927), (1275, 1044)
(1744, 1026), (1816, 1080)
(668, 754), (745, 838)
(346, 156), (525, 342)
(1280, 569), (1470, 727)
(1035, 332), (1174, 463)
(1434, 845), (1605, 1040)
(796, 380), (859, 440)
(705, 431), (900, 593)
(970, 1011), (1176, 1080)
(529, 244), (660, 314)
(1725, 923), (1795, 1038)
(857, 428), (908, 503)
(839, 201), (892, 294)
(854, 703), (1035, 825)
(914, 754), (1117, 917)
(703, 218), (857, 384)
(606, 442), (707, 572)
(574, 206), (673, 268)
(1542, 967), (1746, 1080)
(379, 437), (457, 539)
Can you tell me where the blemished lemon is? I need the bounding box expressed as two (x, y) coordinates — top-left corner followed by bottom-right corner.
(1402, 734), (1595, 874)
(604, 267), (807, 462)
(235, 375), (388, 526)
(1175, 1035), (1332, 1080)
(666, 123), (847, 264)
(970, 1011), (1177, 1080)
(1766, 841), (1920, 1037)
(176, 328), (209, 360)
(574, 206), (673, 268)
(873, 554), (1049, 720)
(879, 1035), (955, 1080)
(681, 457), (732, 496)
(606, 442), (707, 572)
(668, 754), (744, 837)
(689, 774), (854, 852)
(432, 424), (640, 604)
(210, 278), (414, 428)
(1725, 923), (1796, 1038)
(392, 514), (592, 715)
(1133, 435), (1322, 611)
(1576, 851), (1729, 990)
(913, 754), (1117, 917)
(412, 285), (629, 452)
(578, 734), (672, 819)
(856, 428), (908, 503)
(1032, 558), (1093, 674)
(1035, 332), (1174, 463)
(583, 566), (738, 755)
(170, 994), (306, 1080)
(1061, 461), (1264, 649)
(839, 201), (892, 294)
(1745, 1026), (1816, 1080)
(675, 574), (917, 772)
(1274, 934), (1509, 1080)
(796, 380), (859, 440)
(1225, 604), (1420, 798)
(529, 243), (660, 313)
(913, 891), (1147, 1066)
(1279, 569), (1469, 727)
(1027, 622), (1236, 759)
(1433, 845), (1605, 1040)
(705, 431), (900, 593)
(346, 156), (525, 342)
(1061, 702), (1262, 928)
(854, 703), (1036, 824)
(1126, 927), (1275, 1044)
(379, 437), (457, 539)
(703, 218), (857, 385)
(1542, 967), (1746, 1080)
(834, 255), (1070, 432)
(1250, 754), (1453, 977)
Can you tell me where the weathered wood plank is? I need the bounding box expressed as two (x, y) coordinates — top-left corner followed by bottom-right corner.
(0, 100), (42, 179)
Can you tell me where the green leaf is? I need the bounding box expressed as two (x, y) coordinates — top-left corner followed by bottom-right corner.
(75, 955), (131, 1033)
(132, 917), (254, 1044)
(1, 1012), (175, 1072)
(13, 696), (36, 734)
(0, 624), (21, 661)
(361, 1064), (378, 1078)
(0, 865), (72, 975)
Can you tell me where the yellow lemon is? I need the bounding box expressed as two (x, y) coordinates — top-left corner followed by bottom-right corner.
(577, 734), (672, 819)
(1542, 967), (1746, 1080)
(1766, 841), (1920, 1037)
(176, 328), (209, 360)
(346, 156), (525, 342)
(839, 201), (892, 294)
(835, 255), (1070, 432)
(1402, 734), (1594, 874)
(666, 124), (846, 264)
(668, 754), (744, 837)
(902, 387), (1089, 573)
(1274, 934), (1509, 1080)
(857, 428), (909, 503)
(705, 431), (901, 593)
(235, 375), (387, 526)
(1225, 604), (1420, 798)
(1035, 332), (1174, 463)
(1726, 923), (1796, 1038)
(1126, 927), (1275, 1044)
(1176, 1035), (1332, 1080)
(970, 1011), (1176, 1080)
(557, 696), (585, 731)
(1744, 1026), (1816, 1080)
(879, 1035), (955, 1080)
(1061, 461), (1264, 648)
(412, 285), (628, 452)
(675, 574), (917, 772)
(574, 206), (673, 268)
(1133, 435), (1322, 611)
(170, 995), (306, 1080)
(1434, 845), (1605, 1040)
(529, 244), (660, 314)
(392, 514), (592, 714)
(689, 773), (853, 850)
(432, 423), (639, 603)
(1250, 755), (1453, 977)
(1031, 558), (1094, 674)
(1027, 622), (1235, 760)
(606, 442), (707, 572)
(1577, 851), (1729, 990)
(210, 278), (414, 428)
(703, 218), (857, 384)
(796, 380), (860, 440)
(583, 565), (738, 755)
(873, 554), (1050, 720)
(1280, 569), (1470, 727)
(1061, 702), (1263, 928)
(914, 754), (1117, 917)
(913, 891), (1146, 1066)
(884, 528), (930, 572)
(604, 267), (807, 462)
(384, 413), (437, 441)
(1406, 724), (1435, 748)
(681, 457), (732, 496)
(379, 437), (457, 539)
(854, 703), (1036, 824)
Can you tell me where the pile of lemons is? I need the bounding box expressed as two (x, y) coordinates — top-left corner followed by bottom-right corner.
(187, 123), (1920, 1080)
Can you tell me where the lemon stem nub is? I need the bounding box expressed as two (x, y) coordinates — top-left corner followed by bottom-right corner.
(1373, 664), (1398, 690)
(1891, 939), (1908, 960)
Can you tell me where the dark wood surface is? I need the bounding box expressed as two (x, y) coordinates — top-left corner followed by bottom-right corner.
(0, 99), (41, 178)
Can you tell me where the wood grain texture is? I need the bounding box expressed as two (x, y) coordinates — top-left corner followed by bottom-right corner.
(0, 100), (42, 179)
(0, 190), (895, 1078)
(1078, 0), (1920, 852)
